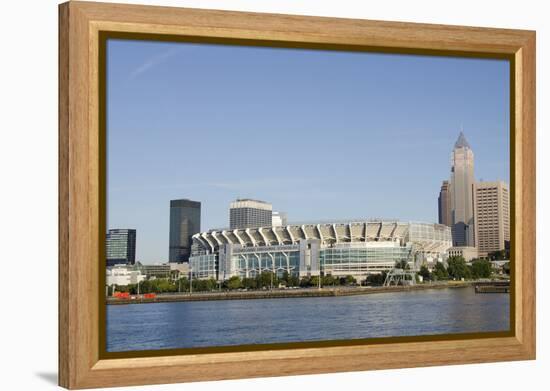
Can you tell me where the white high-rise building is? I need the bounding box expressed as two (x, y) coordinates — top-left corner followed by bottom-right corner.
(450, 132), (475, 247)
(229, 199), (272, 229)
(272, 211), (288, 227)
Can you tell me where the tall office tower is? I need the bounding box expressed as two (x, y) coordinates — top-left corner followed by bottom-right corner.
(473, 181), (510, 257)
(106, 229), (136, 266)
(229, 199), (272, 229)
(438, 180), (452, 227)
(450, 132), (475, 247)
(272, 211), (288, 227)
(169, 199), (201, 263)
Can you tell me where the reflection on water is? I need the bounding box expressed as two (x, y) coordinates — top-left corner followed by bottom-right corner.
(106, 287), (509, 352)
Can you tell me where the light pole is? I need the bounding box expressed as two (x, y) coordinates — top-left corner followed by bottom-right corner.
(135, 265), (142, 297)
(189, 265), (193, 295)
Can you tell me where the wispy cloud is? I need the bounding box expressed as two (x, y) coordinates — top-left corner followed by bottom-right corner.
(202, 177), (323, 191)
(128, 46), (184, 80)
(108, 177), (321, 193)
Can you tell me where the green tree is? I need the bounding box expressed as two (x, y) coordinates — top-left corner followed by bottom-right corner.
(418, 265), (432, 281)
(177, 277), (190, 292)
(206, 278), (217, 291)
(488, 250), (506, 261)
(344, 275), (356, 285)
(433, 262), (448, 280)
(470, 259), (492, 279)
(191, 279), (202, 292)
(323, 275), (337, 286)
(447, 256), (471, 280)
(395, 259), (410, 270)
(256, 271), (277, 289)
(226, 276), (242, 290)
(310, 276), (321, 287)
(116, 284), (131, 293)
(165, 279), (178, 292)
(191, 278), (216, 292)
(282, 271), (290, 284)
(366, 272), (387, 286)
(241, 277), (257, 290)
(502, 261), (510, 275)
(299, 276), (311, 287)
(287, 275), (300, 287)
(126, 282), (139, 294)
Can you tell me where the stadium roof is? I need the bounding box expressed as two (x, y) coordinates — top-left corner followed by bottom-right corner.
(193, 220), (451, 254)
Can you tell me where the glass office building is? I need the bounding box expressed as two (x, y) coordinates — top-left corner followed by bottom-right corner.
(189, 220), (452, 281)
(169, 199), (201, 263)
(106, 229), (136, 266)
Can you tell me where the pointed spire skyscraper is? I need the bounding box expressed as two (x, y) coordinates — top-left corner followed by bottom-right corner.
(450, 131), (475, 247)
(454, 131), (471, 149)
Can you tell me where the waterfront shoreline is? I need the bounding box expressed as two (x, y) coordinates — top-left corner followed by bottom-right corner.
(105, 281), (487, 305)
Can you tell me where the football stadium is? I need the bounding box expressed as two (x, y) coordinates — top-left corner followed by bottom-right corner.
(189, 220), (452, 281)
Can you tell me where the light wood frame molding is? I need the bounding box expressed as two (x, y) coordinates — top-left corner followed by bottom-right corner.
(59, 1), (536, 389)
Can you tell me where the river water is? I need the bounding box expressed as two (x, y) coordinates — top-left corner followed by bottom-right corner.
(106, 287), (509, 352)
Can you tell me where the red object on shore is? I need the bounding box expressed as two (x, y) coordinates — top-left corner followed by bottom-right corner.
(113, 292), (130, 299)
(143, 293), (156, 299)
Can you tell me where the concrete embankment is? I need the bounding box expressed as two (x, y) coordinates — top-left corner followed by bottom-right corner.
(106, 282), (474, 305)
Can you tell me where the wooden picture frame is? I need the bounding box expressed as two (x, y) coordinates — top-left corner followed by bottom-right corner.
(59, 1), (536, 389)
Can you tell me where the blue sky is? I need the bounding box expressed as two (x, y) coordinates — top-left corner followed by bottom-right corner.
(107, 39), (510, 263)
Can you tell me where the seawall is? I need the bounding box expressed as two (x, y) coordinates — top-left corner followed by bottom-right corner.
(106, 281), (477, 305)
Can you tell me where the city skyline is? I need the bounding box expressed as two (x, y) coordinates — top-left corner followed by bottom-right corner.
(107, 39), (510, 263)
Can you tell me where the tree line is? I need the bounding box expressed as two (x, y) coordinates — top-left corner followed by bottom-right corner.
(109, 256), (501, 295)
(109, 271), (359, 295)
(366, 256), (498, 286)
(417, 256), (494, 282)
(109, 277), (219, 295)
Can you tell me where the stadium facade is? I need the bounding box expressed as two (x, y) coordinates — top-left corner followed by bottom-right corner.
(189, 220), (452, 281)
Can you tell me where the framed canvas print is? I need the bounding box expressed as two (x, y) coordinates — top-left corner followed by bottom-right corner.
(58, 1), (536, 389)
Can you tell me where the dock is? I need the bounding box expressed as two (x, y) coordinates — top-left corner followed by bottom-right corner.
(474, 281), (510, 293)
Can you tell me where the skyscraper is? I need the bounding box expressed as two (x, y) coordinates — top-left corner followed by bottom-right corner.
(169, 199), (201, 263)
(229, 199), (272, 229)
(272, 211), (288, 227)
(106, 229), (136, 266)
(438, 180), (452, 227)
(450, 132), (475, 247)
(473, 181), (510, 257)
